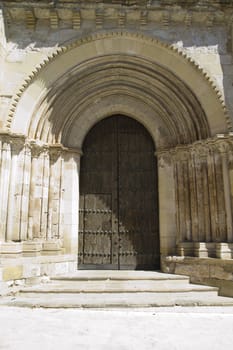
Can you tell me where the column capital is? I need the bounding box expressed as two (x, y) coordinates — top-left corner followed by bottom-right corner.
(29, 140), (49, 158)
(0, 132), (25, 152)
(190, 141), (209, 158)
(211, 139), (232, 154)
(156, 149), (173, 167)
(171, 145), (190, 161)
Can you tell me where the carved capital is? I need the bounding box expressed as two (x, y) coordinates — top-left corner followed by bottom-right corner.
(30, 141), (49, 158)
(191, 142), (209, 159)
(0, 133), (25, 152)
(156, 150), (172, 167)
(214, 140), (231, 154)
(49, 144), (64, 162)
(0, 133), (11, 151)
(22, 142), (32, 156)
(172, 146), (189, 162)
(10, 137), (26, 154)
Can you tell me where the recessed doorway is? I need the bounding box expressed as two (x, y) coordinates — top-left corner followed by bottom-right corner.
(78, 115), (159, 270)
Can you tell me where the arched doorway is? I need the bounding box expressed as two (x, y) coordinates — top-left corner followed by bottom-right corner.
(78, 115), (159, 270)
(3, 32), (231, 277)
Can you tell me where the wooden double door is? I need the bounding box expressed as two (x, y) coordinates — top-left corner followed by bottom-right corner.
(78, 116), (159, 270)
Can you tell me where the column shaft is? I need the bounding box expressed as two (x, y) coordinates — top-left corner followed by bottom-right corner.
(0, 140), (11, 241)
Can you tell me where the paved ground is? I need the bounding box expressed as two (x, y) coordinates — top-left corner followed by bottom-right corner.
(0, 306), (233, 350)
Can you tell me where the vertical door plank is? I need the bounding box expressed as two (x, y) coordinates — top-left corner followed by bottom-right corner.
(118, 116), (159, 270)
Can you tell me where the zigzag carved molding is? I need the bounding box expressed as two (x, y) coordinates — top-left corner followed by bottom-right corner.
(6, 31), (232, 132)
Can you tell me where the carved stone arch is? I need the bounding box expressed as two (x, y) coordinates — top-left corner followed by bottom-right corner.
(6, 31), (231, 148)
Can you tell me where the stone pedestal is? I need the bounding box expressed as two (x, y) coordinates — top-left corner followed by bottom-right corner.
(216, 243), (233, 259)
(42, 241), (63, 256)
(177, 242), (216, 258)
(0, 242), (22, 256)
(177, 242), (194, 257)
(194, 242), (209, 258)
(22, 242), (43, 257)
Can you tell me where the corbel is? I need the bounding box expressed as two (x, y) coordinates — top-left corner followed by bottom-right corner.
(162, 11), (170, 29)
(50, 10), (59, 29)
(184, 12), (192, 27)
(26, 9), (36, 30)
(96, 9), (104, 29)
(118, 10), (126, 28)
(140, 10), (148, 28)
(72, 10), (81, 30)
(206, 13), (214, 29)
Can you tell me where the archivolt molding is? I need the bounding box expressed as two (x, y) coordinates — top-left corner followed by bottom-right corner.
(29, 55), (209, 148)
(6, 31), (232, 140)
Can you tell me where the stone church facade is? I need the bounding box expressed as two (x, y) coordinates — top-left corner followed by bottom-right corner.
(1, 0), (233, 296)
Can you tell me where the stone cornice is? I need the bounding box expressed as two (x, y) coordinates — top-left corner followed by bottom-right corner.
(2, 0), (233, 28)
(2, 1), (233, 7)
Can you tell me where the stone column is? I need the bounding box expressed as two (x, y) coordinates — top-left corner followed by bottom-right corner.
(188, 147), (199, 242)
(212, 143), (227, 242)
(60, 148), (81, 255)
(201, 146), (211, 243)
(195, 145), (204, 242)
(18, 143), (31, 241)
(157, 150), (176, 256)
(216, 139), (233, 242)
(206, 143), (219, 242)
(47, 146), (63, 241)
(28, 142), (49, 240)
(40, 149), (50, 240)
(173, 147), (191, 243)
(194, 143), (210, 242)
(0, 136), (11, 242)
(6, 137), (25, 242)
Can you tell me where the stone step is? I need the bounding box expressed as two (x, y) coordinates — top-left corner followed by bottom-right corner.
(20, 280), (219, 294)
(1, 271), (232, 308)
(51, 271), (190, 281)
(1, 291), (233, 308)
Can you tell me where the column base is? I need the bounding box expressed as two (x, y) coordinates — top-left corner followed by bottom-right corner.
(0, 240), (64, 258)
(177, 242), (232, 259)
(0, 242), (23, 257)
(216, 243), (233, 259)
(194, 242), (216, 258)
(177, 242), (194, 256)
